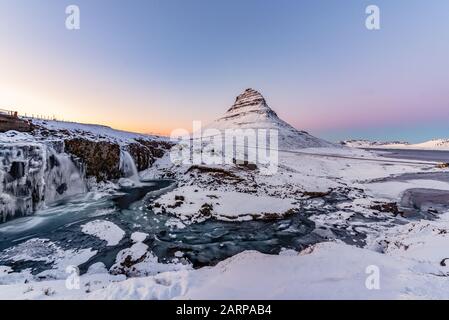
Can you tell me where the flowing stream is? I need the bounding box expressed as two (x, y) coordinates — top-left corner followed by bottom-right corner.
(0, 178), (325, 274)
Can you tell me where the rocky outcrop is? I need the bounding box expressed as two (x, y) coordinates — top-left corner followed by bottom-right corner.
(0, 114), (33, 133)
(64, 139), (121, 182)
(127, 139), (173, 172)
(64, 138), (173, 182)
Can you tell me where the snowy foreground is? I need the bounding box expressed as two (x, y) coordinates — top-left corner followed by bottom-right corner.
(1, 146), (449, 300)
(1, 215), (449, 299)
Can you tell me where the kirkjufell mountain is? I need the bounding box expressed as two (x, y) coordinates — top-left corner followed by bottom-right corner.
(206, 88), (334, 149)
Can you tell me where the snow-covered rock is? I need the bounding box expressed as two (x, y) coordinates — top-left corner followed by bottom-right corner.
(81, 220), (125, 246)
(151, 186), (299, 223)
(131, 232), (148, 243)
(109, 240), (189, 278)
(340, 139), (409, 148)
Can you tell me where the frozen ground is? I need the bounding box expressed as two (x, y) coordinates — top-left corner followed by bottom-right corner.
(342, 138), (449, 151)
(1, 224), (449, 300)
(1, 144), (448, 299)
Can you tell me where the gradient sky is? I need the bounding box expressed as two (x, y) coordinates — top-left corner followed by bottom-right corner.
(1, 0), (448, 142)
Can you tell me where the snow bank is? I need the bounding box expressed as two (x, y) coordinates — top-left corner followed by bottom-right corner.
(152, 186), (298, 223)
(2, 239), (448, 300)
(0, 239), (97, 282)
(29, 119), (166, 145)
(342, 138), (449, 151)
(81, 220), (125, 246)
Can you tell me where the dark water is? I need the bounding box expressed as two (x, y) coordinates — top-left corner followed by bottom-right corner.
(400, 188), (449, 219)
(370, 148), (449, 163)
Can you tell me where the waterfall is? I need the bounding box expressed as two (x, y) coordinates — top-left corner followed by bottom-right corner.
(0, 142), (86, 222)
(44, 148), (87, 204)
(119, 150), (140, 183)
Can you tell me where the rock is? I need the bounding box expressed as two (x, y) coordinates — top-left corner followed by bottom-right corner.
(56, 183), (68, 195)
(303, 191), (332, 199)
(186, 165), (243, 182)
(233, 158), (258, 171)
(198, 203), (213, 217)
(437, 163), (449, 169)
(127, 139), (174, 172)
(62, 137), (172, 182)
(370, 202), (403, 216)
(8, 161), (25, 180)
(64, 138), (121, 182)
(0, 114), (33, 133)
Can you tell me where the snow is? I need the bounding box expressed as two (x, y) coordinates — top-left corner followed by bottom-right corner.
(1, 144), (449, 299)
(0, 130), (35, 143)
(86, 262), (109, 275)
(204, 88), (335, 149)
(131, 232), (148, 243)
(2, 234), (449, 299)
(376, 212), (449, 274)
(412, 139), (449, 151)
(0, 239), (97, 283)
(28, 119), (167, 145)
(152, 186), (298, 223)
(341, 139), (409, 148)
(366, 179), (449, 200)
(81, 220), (125, 246)
(109, 239), (190, 278)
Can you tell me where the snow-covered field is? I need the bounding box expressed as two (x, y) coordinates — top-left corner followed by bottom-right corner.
(1, 144), (448, 299)
(2, 217), (449, 300)
(342, 139), (449, 151)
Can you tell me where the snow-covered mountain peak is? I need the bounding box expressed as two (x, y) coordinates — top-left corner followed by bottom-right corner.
(206, 88), (335, 149)
(219, 88), (278, 122)
(225, 88), (274, 115)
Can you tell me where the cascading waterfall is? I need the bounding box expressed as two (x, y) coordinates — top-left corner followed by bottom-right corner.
(44, 148), (87, 204)
(0, 142), (86, 222)
(119, 149), (140, 183)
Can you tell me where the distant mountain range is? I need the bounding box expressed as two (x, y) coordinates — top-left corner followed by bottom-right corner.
(341, 139), (449, 150)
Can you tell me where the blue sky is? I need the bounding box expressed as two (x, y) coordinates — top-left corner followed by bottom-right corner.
(1, 0), (448, 142)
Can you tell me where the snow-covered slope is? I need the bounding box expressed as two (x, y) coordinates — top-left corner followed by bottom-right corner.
(26, 119), (168, 145)
(341, 140), (409, 148)
(205, 88), (334, 149)
(342, 138), (449, 151)
(412, 139), (449, 150)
